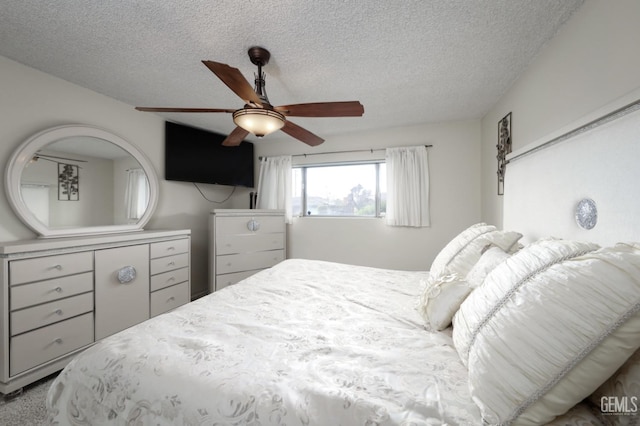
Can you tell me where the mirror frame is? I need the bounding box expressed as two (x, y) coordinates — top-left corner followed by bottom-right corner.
(5, 124), (159, 238)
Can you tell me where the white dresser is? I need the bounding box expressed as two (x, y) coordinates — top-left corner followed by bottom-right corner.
(209, 209), (286, 292)
(0, 229), (191, 395)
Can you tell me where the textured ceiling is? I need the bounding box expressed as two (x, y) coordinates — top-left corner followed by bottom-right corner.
(0, 0), (584, 144)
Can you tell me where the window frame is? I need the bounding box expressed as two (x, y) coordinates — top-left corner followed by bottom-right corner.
(293, 161), (386, 218)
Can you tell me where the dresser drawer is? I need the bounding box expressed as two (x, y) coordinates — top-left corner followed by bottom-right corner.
(9, 251), (93, 286)
(216, 270), (261, 291)
(11, 292), (94, 336)
(150, 282), (189, 317)
(150, 253), (189, 275)
(150, 238), (189, 259)
(11, 272), (93, 310)
(10, 312), (94, 376)
(215, 215), (284, 236)
(216, 250), (285, 275)
(150, 267), (189, 292)
(216, 233), (285, 255)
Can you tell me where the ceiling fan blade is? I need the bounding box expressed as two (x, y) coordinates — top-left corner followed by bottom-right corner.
(202, 60), (262, 106)
(222, 126), (250, 147)
(135, 107), (235, 113)
(280, 121), (324, 146)
(275, 101), (364, 117)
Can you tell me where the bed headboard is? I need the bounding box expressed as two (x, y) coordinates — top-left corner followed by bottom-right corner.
(504, 89), (640, 246)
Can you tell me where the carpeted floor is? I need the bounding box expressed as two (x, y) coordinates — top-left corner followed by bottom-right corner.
(0, 373), (56, 426)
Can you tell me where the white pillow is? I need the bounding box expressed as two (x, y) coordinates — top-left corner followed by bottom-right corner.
(429, 223), (521, 280)
(588, 347), (640, 423)
(430, 223), (493, 277)
(418, 247), (512, 331)
(452, 239), (640, 425)
(465, 246), (510, 289)
(418, 274), (472, 331)
(545, 402), (605, 425)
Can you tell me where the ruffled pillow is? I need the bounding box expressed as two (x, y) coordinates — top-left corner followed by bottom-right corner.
(452, 239), (640, 425)
(419, 248), (511, 331)
(588, 347), (640, 423)
(545, 402), (605, 425)
(429, 223), (521, 281)
(418, 274), (472, 331)
(465, 246), (510, 289)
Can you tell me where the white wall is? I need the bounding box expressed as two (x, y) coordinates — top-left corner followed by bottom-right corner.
(0, 55), (252, 298)
(504, 99), (640, 246)
(255, 120), (482, 270)
(481, 0), (640, 227)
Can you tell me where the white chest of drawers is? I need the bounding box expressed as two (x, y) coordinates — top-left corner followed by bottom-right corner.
(0, 229), (190, 395)
(209, 209), (286, 292)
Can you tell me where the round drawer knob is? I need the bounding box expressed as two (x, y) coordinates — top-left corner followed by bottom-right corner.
(54, 338), (63, 344)
(55, 309), (63, 315)
(54, 287), (63, 293)
(117, 266), (137, 284)
(247, 219), (260, 232)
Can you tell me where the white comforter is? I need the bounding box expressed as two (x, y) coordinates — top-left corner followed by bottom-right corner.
(47, 259), (480, 425)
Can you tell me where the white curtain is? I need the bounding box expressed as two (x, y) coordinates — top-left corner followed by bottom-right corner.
(257, 156), (292, 223)
(385, 146), (430, 227)
(124, 168), (149, 221)
(21, 183), (50, 226)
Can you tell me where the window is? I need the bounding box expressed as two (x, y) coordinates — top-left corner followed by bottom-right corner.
(292, 163), (386, 217)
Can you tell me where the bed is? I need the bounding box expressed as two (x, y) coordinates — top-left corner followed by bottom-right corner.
(45, 245), (639, 425)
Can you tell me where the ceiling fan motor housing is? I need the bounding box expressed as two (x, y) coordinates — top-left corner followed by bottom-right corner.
(247, 46), (271, 66)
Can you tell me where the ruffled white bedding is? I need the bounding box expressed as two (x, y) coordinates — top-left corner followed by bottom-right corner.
(45, 259), (601, 425)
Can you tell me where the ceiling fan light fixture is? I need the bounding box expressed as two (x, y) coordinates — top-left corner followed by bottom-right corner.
(233, 108), (285, 137)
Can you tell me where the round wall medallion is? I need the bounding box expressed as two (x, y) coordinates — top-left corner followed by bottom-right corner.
(575, 198), (597, 230)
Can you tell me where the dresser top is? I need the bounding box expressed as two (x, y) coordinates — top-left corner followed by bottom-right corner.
(0, 229), (190, 256)
(211, 209), (285, 217)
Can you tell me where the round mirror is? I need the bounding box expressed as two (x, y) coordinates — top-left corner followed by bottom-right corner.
(5, 124), (158, 238)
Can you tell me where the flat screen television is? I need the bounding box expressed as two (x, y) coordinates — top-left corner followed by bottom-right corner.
(165, 121), (255, 187)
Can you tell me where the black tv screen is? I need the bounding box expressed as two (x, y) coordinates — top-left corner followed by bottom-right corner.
(165, 121), (254, 187)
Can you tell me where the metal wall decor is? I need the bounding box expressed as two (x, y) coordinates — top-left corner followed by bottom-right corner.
(497, 112), (512, 195)
(575, 198), (597, 230)
(58, 162), (79, 201)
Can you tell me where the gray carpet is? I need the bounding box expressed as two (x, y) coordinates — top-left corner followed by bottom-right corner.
(0, 373), (56, 426)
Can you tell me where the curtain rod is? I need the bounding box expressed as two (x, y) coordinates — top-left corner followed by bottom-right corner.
(259, 144), (432, 160)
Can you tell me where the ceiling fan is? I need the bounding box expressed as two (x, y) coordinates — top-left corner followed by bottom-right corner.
(136, 46), (364, 147)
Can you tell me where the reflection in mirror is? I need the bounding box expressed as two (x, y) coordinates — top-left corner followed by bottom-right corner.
(5, 125), (158, 238)
(20, 137), (149, 229)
